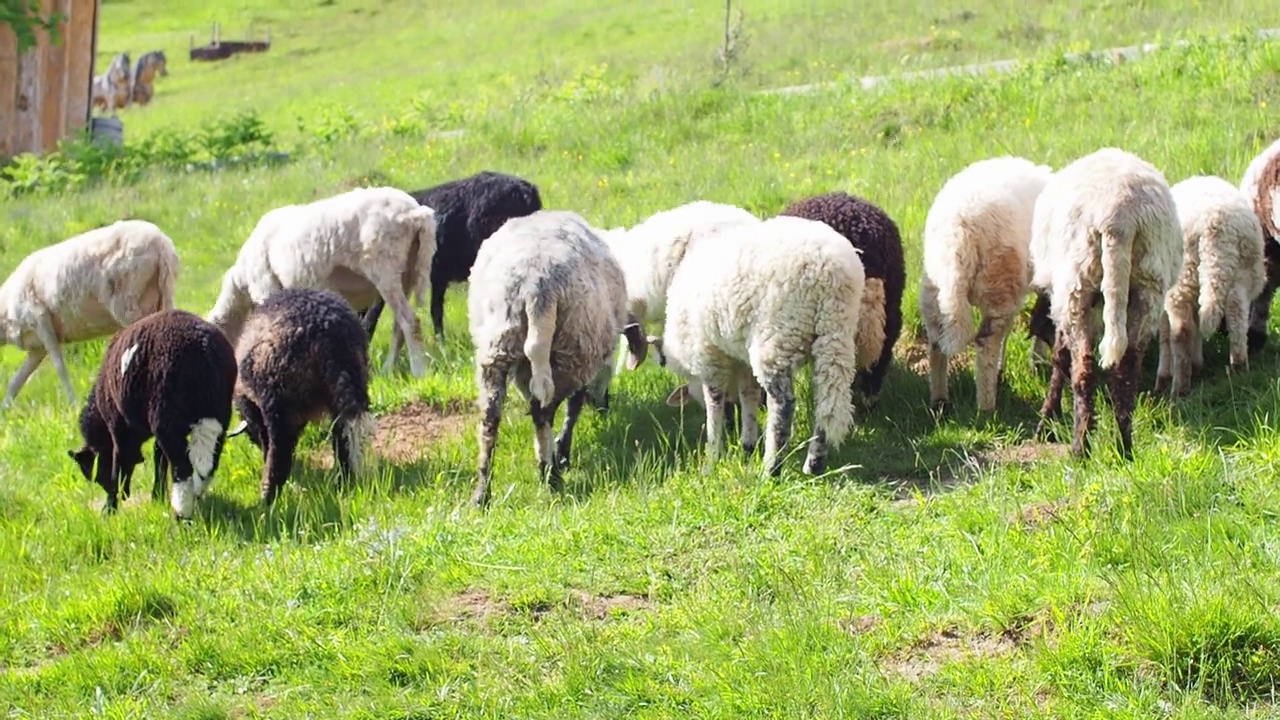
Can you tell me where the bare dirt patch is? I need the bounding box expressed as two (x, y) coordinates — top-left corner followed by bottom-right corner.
(308, 399), (475, 469)
(1009, 497), (1073, 531)
(898, 336), (971, 378)
(838, 613), (882, 636)
(427, 588), (654, 627)
(884, 627), (1018, 682)
(883, 439), (1067, 505)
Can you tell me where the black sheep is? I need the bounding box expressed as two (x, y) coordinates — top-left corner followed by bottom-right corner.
(228, 288), (374, 506)
(68, 309), (237, 519)
(780, 191), (906, 406)
(360, 170), (543, 343)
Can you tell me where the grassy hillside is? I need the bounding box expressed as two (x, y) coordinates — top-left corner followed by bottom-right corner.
(3, 1), (1280, 717)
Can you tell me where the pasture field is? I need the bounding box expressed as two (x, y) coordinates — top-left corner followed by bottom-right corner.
(3, 1), (1280, 717)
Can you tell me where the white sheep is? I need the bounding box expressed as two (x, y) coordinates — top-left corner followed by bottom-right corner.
(0, 219), (179, 407)
(1238, 136), (1280, 353)
(601, 200), (761, 327)
(1155, 175), (1267, 395)
(206, 186), (438, 377)
(1029, 147), (1182, 460)
(919, 156), (1053, 412)
(660, 215), (866, 476)
(468, 210), (648, 507)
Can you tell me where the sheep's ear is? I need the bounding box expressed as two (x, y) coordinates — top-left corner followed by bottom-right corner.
(666, 384), (692, 407)
(621, 321), (647, 370)
(227, 420), (249, 438)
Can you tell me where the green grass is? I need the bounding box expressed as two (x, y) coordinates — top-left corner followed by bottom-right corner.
(4, 1), (1280, 717)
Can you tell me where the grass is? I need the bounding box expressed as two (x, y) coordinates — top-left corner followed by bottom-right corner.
(3, 0), (1280, 717)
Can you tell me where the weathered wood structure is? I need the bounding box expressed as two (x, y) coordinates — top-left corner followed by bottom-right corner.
(0, 0), (101, 159)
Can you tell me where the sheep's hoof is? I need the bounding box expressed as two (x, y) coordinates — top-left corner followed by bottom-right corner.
(552, 451), (571, 472)
(470, 482), (491, 508)
(1229, 360), (1248, 375)
(1152, 375), (1171, 396)
(1034, 419), (1058, 443)
(742, 441), (757, 456)
(930, 398), (950, 415)
(541, 463), (564, 493)
(802, 454), (826, 476)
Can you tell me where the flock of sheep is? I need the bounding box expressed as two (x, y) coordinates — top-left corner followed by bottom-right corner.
(3, 137), (1279, 520)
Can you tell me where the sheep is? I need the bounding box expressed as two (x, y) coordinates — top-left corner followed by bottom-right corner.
(225, 288), (375, 507)
(780, 191), (905, 407)
(67, 309), (237, 520)
(600, 200), (762, 327)
(0, 219), (179, 407)
(660, 215), (866, 476)
(207, 186), (437, 378)
(918, 156), (1054, 412)
(1028, 147), (1182, 460)
(1238, 137), (1280, 353)
(359, 171), (543, 347)
(1154, 175), (1267, 396)
(468, 210), (649, 507)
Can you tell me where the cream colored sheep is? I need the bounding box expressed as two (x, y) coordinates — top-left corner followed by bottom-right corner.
(206, 186), (437, 377)
(1156, 175), (1266, 396)
(0, 220), (178, 407)
(920, 156), (1053, 412)
(1029, 147), (1182, 460)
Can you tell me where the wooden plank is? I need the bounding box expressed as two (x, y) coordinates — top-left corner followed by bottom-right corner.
(0, 25), (18, 158)
(39, 0), (69, 152)
(13, 33), (45, 155)
(63, 0), (95, 137)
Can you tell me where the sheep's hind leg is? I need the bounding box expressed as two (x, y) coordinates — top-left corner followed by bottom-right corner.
(375, 281), (428, 378)
(553, 389), (587, 472)
(1035, 330), (1071, 443)
(259, 421), (301, 508)
(472, 363), (509, 507)
(927, 343), (950, 412)
(96, 443), (120, 513)
(700, 382), (729, 473)
(739, 376), (763, 456)
(974, 312), (1016, 413)
(530, 396), (564, 493)
(1, 348), (46, 408)
(152, 442), (170, 502)
(1227, 286), (1251, 373)
(1068, 324), (1097, 459)
(762, 372), (797, 477)
(1154, 312), (1174, 395)
(1109, 344), (1144, 461)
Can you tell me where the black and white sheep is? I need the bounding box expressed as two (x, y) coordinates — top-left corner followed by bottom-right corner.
(920, 156), (1053, 412)
(226, 288), (375, 507)
(68, 309), (237, 519)
(1028, 147), (1182, 460)
(1239, 136), (1280, 353)
(468, 210), (648, 507)
(1155, 175), (1266, 396)
(207, 186), (437, 377)
(360, 171), (543, 346)
(779, 191), (905, 406)
(0, 219), (179, 407)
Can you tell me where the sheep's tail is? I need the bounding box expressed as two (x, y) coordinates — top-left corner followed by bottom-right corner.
(332, 368), (374, 475)
(524, 297), (558, 405)
(810, 259), (864, 448)
(928, 226), (976, 356)
(1099, 227), (1134, 369)
(407, 205), (437, 308)
(207, 268), (251, 342)
(1196, 227), (1237, 334)
(156, 242), (179, 312)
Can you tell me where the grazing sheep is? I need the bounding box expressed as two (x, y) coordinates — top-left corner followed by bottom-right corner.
(919, 156), (1054, 412)
(468, 210), (649, 507)
(0, 219), (179, 407)
(1155, 175), (1267, 396)
(1029, 147), (1182, 459)
(68, 310), (237, 520)
(226, 288), (374, 507)
(600, 200), (761, 327)
(360, 171), (542, 345)
(207, 186), (437, 377)
(781, 191), (905, 406)
(1238, 137), (1280, 352)
(661, 215), (866, 476)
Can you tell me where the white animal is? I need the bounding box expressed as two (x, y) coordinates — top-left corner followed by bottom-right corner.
(1156, 175), (1266, 395)
(1028, 147), (1182, 459)
(660, 215), (866, 476)
(467, 210), (648, 507)
(206, 186), (438, 377)
(919, 156), (1053, 412)
(1238, 137), (1280, 352)
(0, 220), (179, 407)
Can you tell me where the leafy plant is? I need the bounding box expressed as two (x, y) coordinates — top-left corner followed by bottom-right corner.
(1, 0), (64, 54)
